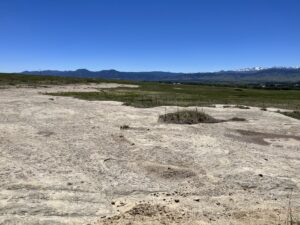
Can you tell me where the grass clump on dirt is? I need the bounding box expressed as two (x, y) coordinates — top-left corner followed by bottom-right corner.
(158, 110), (247, 124)
(279, 111), (300, 120)
(120, 125), (130, 130)
(158, 110), (220, 124)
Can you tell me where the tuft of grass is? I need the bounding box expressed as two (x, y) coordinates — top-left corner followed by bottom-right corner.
(279, 111), (300, 120)
(120, 125), (130, 130)
(158, 110), (220, 124)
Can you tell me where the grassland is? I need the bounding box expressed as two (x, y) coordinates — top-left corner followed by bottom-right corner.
(1, 73), (300, 110)
(48, 82), (300, 110)
(0, 73), (133, 86)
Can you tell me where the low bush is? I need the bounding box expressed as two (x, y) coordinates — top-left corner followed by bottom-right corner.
(120, 125), (130, 130)
(158, 110), (220, 124)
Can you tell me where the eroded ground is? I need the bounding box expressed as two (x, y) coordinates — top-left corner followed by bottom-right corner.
(0, 84), (299, 225)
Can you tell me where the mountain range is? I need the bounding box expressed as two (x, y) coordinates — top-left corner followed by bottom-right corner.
(22, 67), (300, 84)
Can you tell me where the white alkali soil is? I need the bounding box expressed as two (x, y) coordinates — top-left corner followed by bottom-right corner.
(0, 84), (299, 225)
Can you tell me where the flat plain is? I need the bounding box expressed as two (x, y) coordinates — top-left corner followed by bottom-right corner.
(0, 76), (299, 225)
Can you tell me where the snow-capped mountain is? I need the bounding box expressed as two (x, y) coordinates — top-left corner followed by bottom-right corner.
(237, 67), (266, 72)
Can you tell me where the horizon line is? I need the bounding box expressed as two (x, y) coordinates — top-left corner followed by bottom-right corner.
(15, 65), (300, 74)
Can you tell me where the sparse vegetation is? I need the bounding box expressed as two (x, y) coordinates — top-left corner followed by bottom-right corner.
(223, 105), (250, 109)
(1, 73), (300, 110)
(279, 111), (300, 120)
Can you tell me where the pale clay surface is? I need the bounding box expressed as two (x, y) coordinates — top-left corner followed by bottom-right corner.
(0, 84), (299, 225)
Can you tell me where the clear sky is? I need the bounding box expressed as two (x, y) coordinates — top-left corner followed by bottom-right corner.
(1, 0), (300, 73)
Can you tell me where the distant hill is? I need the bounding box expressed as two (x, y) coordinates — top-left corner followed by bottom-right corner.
(22, 67), (300, 84)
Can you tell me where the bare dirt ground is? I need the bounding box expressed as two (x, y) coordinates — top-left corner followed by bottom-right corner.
(0, 84), (299, 225)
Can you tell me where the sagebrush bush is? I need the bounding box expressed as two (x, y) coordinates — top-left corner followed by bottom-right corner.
(158, 110), (220, 124)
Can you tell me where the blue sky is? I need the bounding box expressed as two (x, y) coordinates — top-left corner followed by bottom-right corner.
(0, 0), (300, 72)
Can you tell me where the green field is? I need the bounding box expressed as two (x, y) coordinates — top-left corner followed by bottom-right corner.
(0, 73), (132, 86)
(1, 73), (300, 110)
(48, 81), (300, 110)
